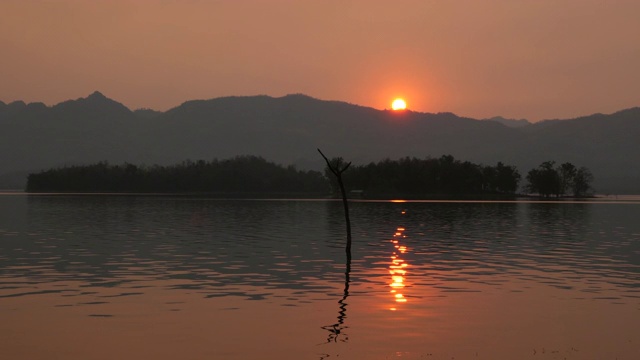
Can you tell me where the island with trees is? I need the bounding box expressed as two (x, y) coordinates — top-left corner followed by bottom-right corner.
(25, 156), (327, 197)
(26, 155), (593, 199)
(325, 155), (521, 199)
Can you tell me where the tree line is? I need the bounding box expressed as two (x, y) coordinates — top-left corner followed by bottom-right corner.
(26, 155), (594, 198)
(26, 156), (327, 195)
(325, 155), (521, 198)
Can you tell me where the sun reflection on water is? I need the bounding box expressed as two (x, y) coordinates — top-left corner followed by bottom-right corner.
(389, 221), (409, 311)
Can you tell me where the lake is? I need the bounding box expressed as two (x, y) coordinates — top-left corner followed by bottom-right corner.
(1, 194), (639, 359)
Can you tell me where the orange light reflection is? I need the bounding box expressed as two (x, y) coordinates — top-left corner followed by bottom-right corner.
(388, 222), (410, 310)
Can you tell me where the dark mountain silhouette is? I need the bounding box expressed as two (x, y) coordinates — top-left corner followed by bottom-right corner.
(1, 92), (638, 193)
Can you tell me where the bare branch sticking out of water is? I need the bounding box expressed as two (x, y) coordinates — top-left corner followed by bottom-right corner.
(317, 148), (352, 257)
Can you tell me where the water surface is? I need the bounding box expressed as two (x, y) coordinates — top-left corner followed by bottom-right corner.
(1, 195), (639, 359)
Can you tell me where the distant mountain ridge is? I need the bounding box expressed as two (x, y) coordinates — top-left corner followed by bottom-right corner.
(1, 92), (639, 193)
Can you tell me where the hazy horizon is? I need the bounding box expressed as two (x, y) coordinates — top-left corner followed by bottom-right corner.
(2, 0), (639, 122)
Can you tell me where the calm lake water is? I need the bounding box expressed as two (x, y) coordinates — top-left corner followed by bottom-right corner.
(1, 194), (639, 360)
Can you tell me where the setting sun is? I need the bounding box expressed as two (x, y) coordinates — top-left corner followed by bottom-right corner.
(391, 98), (407, 110)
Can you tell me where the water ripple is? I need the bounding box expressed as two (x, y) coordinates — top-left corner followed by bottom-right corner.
(0, 197), (638, 308)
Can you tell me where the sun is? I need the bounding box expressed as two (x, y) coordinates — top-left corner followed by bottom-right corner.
(391, 98), (407, 111)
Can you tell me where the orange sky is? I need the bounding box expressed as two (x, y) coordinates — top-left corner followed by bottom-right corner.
(1, 0), (639, 121)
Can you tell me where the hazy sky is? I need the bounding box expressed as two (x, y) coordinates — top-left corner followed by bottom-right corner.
(2, 0), (639, 121)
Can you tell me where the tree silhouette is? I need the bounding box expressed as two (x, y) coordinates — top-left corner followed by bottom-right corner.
(573, 166), (594, 197)
(317, 149), (352, 257)
(525, 161), (594, 197)
(526, 161), (560, 197)
(558, 162), (577, 196)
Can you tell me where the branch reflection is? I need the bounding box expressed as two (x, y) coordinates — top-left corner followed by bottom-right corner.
(320, 248), (351, 344)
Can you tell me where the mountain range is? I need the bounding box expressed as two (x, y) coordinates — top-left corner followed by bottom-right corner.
(1, 91), (639, 193)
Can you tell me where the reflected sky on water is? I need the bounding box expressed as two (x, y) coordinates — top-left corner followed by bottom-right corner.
(1, 195), (639, 359)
